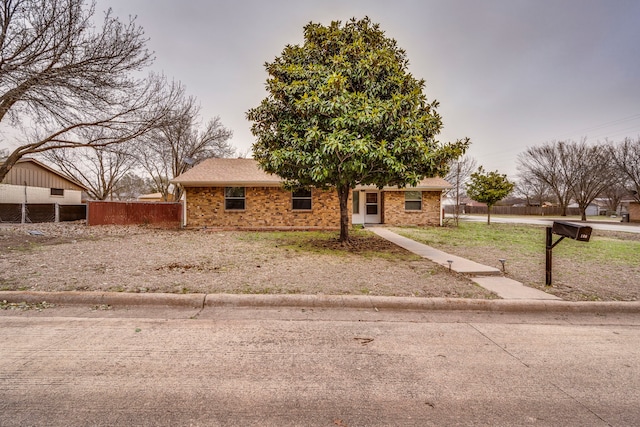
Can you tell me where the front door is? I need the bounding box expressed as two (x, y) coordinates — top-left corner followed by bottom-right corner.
(364, 191), (381, 224)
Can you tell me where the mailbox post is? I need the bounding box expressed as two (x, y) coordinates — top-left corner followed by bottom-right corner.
(545, 221), (592, 286)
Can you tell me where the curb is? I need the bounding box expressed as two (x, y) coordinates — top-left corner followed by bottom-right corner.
(0, 291), (204, 309)
(2, 291), (640, 314)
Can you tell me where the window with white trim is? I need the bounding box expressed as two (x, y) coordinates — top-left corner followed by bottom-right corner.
(405, 191), (422, 211)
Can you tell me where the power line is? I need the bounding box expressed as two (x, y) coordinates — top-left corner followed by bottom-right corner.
(551, 113), (640, 141)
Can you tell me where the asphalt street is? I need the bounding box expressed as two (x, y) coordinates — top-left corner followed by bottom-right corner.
(1, 304), (639, 426)
(458, 215), (640, 234)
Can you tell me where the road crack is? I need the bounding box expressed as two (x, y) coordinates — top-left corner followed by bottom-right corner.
(468, 323), (530, 367)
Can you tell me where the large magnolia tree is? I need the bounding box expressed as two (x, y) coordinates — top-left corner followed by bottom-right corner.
(0, 0), (177, 182)
(247, 17), (468, 241)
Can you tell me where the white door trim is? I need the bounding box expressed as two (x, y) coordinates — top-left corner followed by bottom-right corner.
(364, 190), (381, 224)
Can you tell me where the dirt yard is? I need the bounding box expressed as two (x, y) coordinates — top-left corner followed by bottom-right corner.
(0, 223), (494, 299)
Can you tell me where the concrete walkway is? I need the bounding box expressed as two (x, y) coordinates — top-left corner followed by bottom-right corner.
(368, 227), (561, 301)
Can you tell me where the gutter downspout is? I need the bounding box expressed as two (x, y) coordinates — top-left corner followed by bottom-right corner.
(440, 190), (444, 226)
(181, 189), (187, 228)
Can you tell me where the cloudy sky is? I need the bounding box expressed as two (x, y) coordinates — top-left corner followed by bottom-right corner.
(96, 0), (640, 176)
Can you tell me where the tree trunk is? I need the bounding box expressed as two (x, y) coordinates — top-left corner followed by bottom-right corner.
(454, 162), (461, 226)
(0, 148), (25, 183)
(172, 186), (184, 202)
(580, 206), (587, 221)
(487, 205), (492, 225)
(560, 202), (568, 216)
(338, 184), (350, 242)
(551, 189), (568, 217)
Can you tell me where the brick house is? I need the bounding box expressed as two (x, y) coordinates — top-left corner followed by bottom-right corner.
(171, 158), (451, 229)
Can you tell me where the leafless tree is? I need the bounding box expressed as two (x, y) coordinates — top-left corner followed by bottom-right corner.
(609, 137), (640, 203)
(111, 172), (153, 200)
(519, 139), (620, 220)
(136, 88), (234, 201)
(0, 0), (178, 182)
(566, 141), (617, 221)
(517, 141), (577, 216)
(445, 155), (476, 225)
(601, 177), (628, 215)
(43, 138), (137, 200)
(514, 172), (555, 209)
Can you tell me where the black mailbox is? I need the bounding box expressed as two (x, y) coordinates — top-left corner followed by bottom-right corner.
(546, 221), (593, 286)
(552, 221), (592, 242)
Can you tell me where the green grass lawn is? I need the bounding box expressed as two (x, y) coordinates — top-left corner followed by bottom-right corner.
(393, 223), (640, 301)
(394, 222), (639, 265)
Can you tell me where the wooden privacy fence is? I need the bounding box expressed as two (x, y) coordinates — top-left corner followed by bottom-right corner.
(87, 201), (182, 227)
(444, 205), (583, 216)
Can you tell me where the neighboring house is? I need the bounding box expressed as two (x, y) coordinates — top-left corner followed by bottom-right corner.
(137, 192), (175, 202)
(628, 201), (640, 223)
(0, 158), (87, 204)
(171, 158), (451, 229)
(460, 198), (487, 207)
(567, 202), (602, 217)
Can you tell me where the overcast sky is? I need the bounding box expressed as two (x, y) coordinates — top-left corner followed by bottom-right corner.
(95, 0), (639, 176)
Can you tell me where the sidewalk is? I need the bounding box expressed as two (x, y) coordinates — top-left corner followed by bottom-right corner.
(368, 227), (562, 301)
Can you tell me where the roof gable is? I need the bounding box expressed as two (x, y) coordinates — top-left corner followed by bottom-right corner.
(2, 158), (88, 191)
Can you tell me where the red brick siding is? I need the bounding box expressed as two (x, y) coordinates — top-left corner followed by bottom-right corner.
(629, 202), (640, 223)
(185, 186), (348, 229)
(382, 191), (442, 226)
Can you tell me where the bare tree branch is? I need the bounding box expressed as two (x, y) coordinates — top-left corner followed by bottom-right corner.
(136, 84), (234, 201)
(518, 139), (621, 220)
(111, 172), (153, 200)
(0, 0), (177, 181)
(517, 141), (577, 216)
(445, 155), (476, 225)
(610, 137), (640, 203)
(514, 171), (555, 208)
(567, 140), (617, 220)
(42, 141), (137, 200)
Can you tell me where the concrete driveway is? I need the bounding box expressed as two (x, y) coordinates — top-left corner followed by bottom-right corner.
(1, 304), (639, 426)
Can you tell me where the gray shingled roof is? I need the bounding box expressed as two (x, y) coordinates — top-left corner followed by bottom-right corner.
(171, 158), (451, 189)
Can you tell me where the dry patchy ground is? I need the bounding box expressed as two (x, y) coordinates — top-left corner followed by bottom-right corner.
(0, 223), (493, 299)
